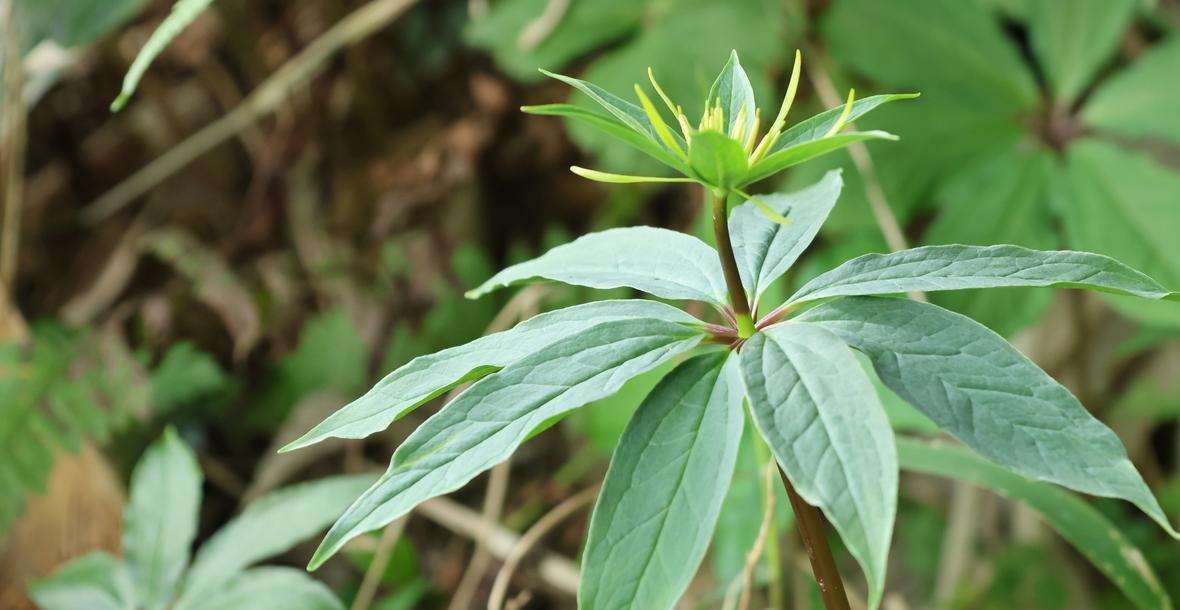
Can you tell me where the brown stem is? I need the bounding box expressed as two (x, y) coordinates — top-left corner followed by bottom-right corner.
(709, 186), (851, 610)
(710, 191), (755, 336)
(779, 467), (851, 610)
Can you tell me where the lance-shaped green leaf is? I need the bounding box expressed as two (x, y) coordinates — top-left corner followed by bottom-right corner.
(310, 318), (706, 568)
(580, 352), (744, 610)
(731, 170), (843, 302)
(707, 50), (757, 134)
(800, 297), (1180, 538)
(112, 0), (216, 110)
(180, 474), (377, 601)
(123, 428), (203, 610)
(1082, 37), (1180, 148)
(769, 93), (919, 154)
(744, 131), (897, 185)
(523, 104), (690, 172)
(284, 300), (699, 451)
(539, 69), (686, 153)
(175, 567), (342, 610)
(688, 130), (750, 191)
(469, 227), (728, 304)
(898, 438), (1173, 610)
(1026, 0), (1136, 104)
(29, 552), (136, 610)
(740, 323), (897, 609)
(789, 244), (1180, 306)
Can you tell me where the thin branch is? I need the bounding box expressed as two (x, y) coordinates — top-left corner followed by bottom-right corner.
(487, 485), (599, 610)
(82, 0), (420, 222)
(448, 460), (512, 610)
(1, 0), (26, 295)
(736, 462), (778, 610)
(516, 0), (571, 51)
(351, 516), (409, 610)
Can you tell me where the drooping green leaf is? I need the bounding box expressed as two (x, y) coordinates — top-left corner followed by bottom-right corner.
(1082, 37), (1180, 147)
(744, 131), (897, 185)
(706, 50), (757, 134)
(924, 148), (1057, 336)
(789, 244), (1178, 306)
(123, 428), (203, 610)
(688, 130), (749, 190)
(522, 104), (689, 171)
(175, 567), (342, 610)
(580, 352), (744, 610)
(180, 475), (377, 601)
(29, 552), (136, 610)
(1056, 139), (1180, 327)
(769, 93), (919, 154)
(310, 318), (706, 568)
(285, 300), (699, 451)
(800, 297), (1179, 537)
(822, 0), (1038, 113)
(468, 227), (728, 304)
(731, 170), (843, 302)
(111, 0), (216, 110)
(1025, 0), (1136, 103)
(898, 438), (1173, 610)
(740, 323), (896, 609)
(16, 0), (147, 53)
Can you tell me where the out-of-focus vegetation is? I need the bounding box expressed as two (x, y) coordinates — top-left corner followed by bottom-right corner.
(1, 0), (1179, 609)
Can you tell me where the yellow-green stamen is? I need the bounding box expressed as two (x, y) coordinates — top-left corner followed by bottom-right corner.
(824, 88), (857, 138)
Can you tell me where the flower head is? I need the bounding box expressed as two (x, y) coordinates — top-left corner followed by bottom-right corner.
(524, 50), (917, 219)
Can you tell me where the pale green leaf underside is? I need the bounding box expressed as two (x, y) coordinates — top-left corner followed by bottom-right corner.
(123, 428), (203, 610)
(732, 170), (843, 302)
(29, 552), (136, 610)
(898, 438), (1173, 610)
(740, 323), (896, 609)
(468, 227), (728, 305)
(310, 318), (706, 568)
(801, 297), (1178, 537)
(180, 474), (377, 601)
(284, 300), (699, 451)
(707, 50), (757, 135)
(580, 353), (744, 610)
(789, 244), (1179, 305)
(175, 567), (342, 610)
(112, 0), (216, 111)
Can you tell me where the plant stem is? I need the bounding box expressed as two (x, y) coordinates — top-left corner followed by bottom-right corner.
(710, 192), (755, 337)
(779, 468), (851, 610)
(709, 186), (850, 610)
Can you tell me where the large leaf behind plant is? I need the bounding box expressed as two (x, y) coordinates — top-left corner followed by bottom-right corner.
(310, 318), (705, 567)
(1024, 0), (1136, 104)
(580, 352), (743, 610)
(898, 438), (1173, 610)
(740, 323), (896, 609)
(1056, 140), (1180, 328)
(123, 428), (203, 610)
(801, 297), (1179, 537)
(1082, 36), (1180, 148)
(175, 567), (342, 610)
(923, 148), (1057, 336)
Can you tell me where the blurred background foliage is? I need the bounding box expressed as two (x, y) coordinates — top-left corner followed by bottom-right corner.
(1, 0), (1179, 608)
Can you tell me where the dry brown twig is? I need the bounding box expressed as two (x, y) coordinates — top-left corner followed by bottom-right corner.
(83, 0), (421, 222)
(351, 516), (409, 610)
(1, 0), (26, 297)
(487, 485), (600, 610)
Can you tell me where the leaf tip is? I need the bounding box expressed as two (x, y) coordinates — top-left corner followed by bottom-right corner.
(110, 94), (130, 112)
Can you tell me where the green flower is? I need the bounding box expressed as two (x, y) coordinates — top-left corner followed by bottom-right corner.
(524, 50), (917, 217)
